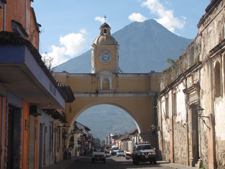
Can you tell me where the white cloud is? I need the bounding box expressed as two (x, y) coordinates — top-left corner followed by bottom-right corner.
(141, 0), (186, 33)
(80, 28), (88, 34)
(60, 32), (88, 57)
(42, 29), (89, 67)
(128, 13), (147, 22)
(95, 16), (105, 24)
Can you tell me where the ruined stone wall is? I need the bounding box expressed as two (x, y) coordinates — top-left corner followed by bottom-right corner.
(173, 82), (188, 165)
(213, 51), (225, 169)
(173, 116), (187, 165)
(162, 139), (170, 162)
(158, 1), (225, 168)
(198, 0), (225, 168)
(216, 139), (225, 168)
(160, 36), (201, 90)
(199, 122), (209, 169)
(158, 95), (171, 161)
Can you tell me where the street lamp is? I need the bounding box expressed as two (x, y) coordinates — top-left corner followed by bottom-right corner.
(148, 124), (157, 135)
(150, 124), (157, 130)
(196, 105), (210, 129)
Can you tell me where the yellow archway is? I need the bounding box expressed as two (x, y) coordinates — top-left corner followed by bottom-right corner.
(53, 71), (160, 143)
(53, 22), (160, 143)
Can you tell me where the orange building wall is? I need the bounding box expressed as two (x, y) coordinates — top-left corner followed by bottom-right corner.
(21, 101), (30, 169)
(0, 5), (4, 31)
(5, 0), (26, 32)
(0, 0), (39, 50)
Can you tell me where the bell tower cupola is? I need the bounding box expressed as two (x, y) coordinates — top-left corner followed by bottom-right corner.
(91, 20), (120, 74)
(100, 23), (111, 36)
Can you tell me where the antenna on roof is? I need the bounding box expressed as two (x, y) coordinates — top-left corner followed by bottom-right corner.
(104, 15), (107, 23)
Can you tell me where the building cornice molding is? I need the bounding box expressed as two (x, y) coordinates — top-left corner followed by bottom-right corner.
(74, 92), (153, 98)
(117, 73), (150, 79)
(159, 62), (202, 97)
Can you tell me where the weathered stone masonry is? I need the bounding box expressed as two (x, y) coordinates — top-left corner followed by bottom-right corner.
(157, 0), (225, 168)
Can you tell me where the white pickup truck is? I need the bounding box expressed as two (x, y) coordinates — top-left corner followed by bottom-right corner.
(110, 145), (119, 155)
(92, 147), (106, 163)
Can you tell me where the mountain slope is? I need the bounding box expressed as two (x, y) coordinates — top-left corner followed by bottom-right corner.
(55, 20), (193, 141)
(53, 19), (192, 73)
(76, 105), (137, 141)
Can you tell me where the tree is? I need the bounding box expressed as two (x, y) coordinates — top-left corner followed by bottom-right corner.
(166, 57), (175, 65)
(94, 138), (101, 147)
(42, 52), (54, 72)
(101, 140), (105, 146)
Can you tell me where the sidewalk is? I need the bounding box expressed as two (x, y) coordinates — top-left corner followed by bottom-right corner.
(41, 157), (76, 169)
(159, 161), (198, 169)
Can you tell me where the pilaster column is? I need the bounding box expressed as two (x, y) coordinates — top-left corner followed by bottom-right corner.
(170, 118), (174, 163)
(109, 77), (112, 90)
(100, 77), (102, 90)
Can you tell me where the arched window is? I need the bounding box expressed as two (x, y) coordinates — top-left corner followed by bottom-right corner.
(214, 62), (221, 97)
(102, 78), (110, 90)
(165, 97), (169, 119)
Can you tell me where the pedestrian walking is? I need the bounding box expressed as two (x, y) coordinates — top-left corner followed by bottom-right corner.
(68, 146), (72, 159)
(63, 145), (68, 159)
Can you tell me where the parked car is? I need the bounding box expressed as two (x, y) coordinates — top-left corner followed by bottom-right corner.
(116, 150), (125, 157)
(92, 147), (106, 163)
(110, 145), (119, 155)
(132, 144), (157, 165)
(125, 150), (132, 160)
(105, 149), (111, 157)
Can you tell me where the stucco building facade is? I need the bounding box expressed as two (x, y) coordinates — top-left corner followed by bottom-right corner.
(0, 1), (74, 169)
(157, 0), (225, 168)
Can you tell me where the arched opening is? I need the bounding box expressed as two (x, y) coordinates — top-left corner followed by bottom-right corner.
(66, 103), (142, 156)
(214, 62), (221, 97)
(67, 101), (142, 135)
(77, 105), (137, 142)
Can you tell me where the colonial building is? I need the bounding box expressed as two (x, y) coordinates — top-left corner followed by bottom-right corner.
(157, 0), (225, 168)
(0, 1), (74, 169)
(72, 121), (93, 156)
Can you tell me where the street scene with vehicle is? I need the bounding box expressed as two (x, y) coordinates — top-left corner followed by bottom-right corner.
(0, 0), (224, 169)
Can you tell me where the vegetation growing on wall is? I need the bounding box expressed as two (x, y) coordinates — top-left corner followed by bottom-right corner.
(161, 38), (202, 90)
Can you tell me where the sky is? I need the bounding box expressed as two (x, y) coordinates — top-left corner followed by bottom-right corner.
(32, 0), (210, 68)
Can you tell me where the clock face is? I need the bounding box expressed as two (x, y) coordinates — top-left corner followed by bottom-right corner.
(100, 51), (112, 63)
(101, 52), (110, 62)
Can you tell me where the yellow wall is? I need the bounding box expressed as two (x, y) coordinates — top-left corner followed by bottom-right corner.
(56, 73), (160, 93)
(94, 46), (118, 73)
(53, 72), (160, 136)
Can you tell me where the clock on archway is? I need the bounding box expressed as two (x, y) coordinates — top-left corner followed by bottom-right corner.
(99, 50), (112, 64)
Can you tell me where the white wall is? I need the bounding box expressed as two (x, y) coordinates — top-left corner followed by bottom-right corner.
(38, 112), (56, 168)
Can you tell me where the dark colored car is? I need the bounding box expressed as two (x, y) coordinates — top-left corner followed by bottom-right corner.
(132, 144), (157, 165)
